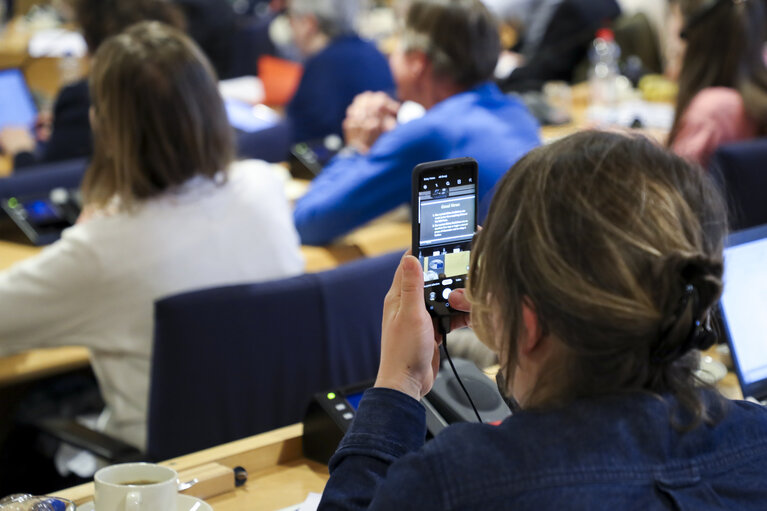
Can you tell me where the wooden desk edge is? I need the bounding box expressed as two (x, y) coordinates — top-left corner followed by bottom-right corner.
(0, 346), (91, 387)
(52, 423), (309, 505)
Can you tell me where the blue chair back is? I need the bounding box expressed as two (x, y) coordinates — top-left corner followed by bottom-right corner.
(235, 119), (293, 163)
(147, 251), (402, 460)
(710, 139), (767, 231)
(0, 158), (87, 200)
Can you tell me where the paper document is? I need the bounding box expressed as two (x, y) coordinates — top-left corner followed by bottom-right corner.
(28, 29), (87, 58)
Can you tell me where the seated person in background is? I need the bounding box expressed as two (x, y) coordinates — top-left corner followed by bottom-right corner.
(0, 22), (303, 451)
(173, 0), (238, 79)
(496, 0), (621, 92)
(294, 0), (540, 246)
(0, 0), (185, 168)
(319, 130), (767, 509)
(286, 0), (394, 144)
(668, 0), (767, 167)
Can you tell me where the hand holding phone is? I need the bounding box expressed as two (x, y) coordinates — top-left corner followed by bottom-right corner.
(412, 157), (478, 321)
(375, 254), (442, 401)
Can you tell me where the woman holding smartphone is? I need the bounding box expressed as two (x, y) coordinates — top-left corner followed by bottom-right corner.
(0, 22), (303, 452)
(319, 131), (767, 509)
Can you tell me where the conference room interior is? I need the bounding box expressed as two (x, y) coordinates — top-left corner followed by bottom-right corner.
(0, 0), (766, 509)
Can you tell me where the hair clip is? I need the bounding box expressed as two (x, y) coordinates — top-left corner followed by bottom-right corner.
(652, 284), (709, 363)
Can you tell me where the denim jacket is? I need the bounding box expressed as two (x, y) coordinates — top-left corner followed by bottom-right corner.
(319, 388), (767, 510)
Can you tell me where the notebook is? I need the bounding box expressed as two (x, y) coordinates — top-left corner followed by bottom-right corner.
(720, 223), (767, 404)
(0, 69), (37, 130)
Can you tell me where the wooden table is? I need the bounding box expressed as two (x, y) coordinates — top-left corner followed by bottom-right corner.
(51, 358), (744, 510)
(539, 82), (670, 144)
(53, 423), (329, 511)
(0, 16), (88, 94)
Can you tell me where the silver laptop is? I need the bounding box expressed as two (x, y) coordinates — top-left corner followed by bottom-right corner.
(721, 223), (767, 404)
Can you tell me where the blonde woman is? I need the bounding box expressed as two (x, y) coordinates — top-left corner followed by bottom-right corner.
(320, 131), (767, 509)
(0, 22), (303, 451)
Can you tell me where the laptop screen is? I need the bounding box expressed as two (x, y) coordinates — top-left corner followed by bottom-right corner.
(0, 69), (37, 130)
(721, 224), (767, 399)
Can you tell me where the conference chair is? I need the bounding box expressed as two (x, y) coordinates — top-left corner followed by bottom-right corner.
(709, 138), (767, 231)
(146, 250), (402, 460)
(0, 158), (87, 200)
(235, 119), (293, 163)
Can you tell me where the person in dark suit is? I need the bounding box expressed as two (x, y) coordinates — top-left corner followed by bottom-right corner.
(285, 0), (394, 143)
(498, 0), (621, 92)
(0, 0), (184, 169)
(173, 0), (238, 79)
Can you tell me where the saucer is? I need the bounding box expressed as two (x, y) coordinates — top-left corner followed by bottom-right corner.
(78, 494), (212, 511)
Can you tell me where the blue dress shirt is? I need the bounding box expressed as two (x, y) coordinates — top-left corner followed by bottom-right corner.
(293, 82), (541, 245)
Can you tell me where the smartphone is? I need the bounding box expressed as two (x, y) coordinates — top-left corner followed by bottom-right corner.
(412, 157), (478, 317)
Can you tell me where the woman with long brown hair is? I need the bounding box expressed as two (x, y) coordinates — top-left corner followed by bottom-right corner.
(668, 0), (767, 166)
(319, 131), (767, 509)
(0, 22), (303, 451)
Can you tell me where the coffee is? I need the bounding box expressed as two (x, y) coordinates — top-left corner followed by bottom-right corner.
(95, 462), (178, 511)
(119, 480), (159, 486)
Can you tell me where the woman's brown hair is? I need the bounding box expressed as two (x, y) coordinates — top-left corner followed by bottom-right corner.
(668, 0), (767, 145)
(83, 21), (234, 209)
(470, 131), (728, 424)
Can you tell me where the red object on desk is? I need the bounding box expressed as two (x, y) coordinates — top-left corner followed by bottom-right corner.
(258, 55), (303, 107)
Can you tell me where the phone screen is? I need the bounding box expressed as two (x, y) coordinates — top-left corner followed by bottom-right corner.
(412, 158), (477, 316)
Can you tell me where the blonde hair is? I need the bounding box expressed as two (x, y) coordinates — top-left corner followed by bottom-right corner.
(470, 131), (727, 424)
(83, 21), (234, 209)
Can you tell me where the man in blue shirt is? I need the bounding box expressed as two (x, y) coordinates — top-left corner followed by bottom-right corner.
(294, 0), (540, 245)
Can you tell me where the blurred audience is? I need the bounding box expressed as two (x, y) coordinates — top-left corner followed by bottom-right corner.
(294, 0), (540, 245)
(668, 0), (767, 167)
(0, 0), (185, 168)
(495, 0), (621, 92)
(285, 0), (394, 144)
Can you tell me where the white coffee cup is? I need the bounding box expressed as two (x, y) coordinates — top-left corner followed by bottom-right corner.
(94, 463), (177, 511)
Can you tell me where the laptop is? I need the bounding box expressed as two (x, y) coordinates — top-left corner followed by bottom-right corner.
(720, 223), (767, 404)
(0, 69), (37, 130)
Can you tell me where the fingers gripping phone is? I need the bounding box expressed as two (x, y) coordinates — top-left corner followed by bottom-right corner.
(412, 157), (478, 319)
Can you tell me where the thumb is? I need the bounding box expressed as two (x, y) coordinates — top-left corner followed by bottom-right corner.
(448, 288), (471, 313)
(399, 256), (425, 312)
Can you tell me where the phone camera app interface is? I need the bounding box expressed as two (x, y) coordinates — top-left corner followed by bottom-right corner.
(416, 166), (475, 312)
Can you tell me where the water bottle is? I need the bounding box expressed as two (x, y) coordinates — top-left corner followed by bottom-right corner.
(588, 28), (621, 114)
